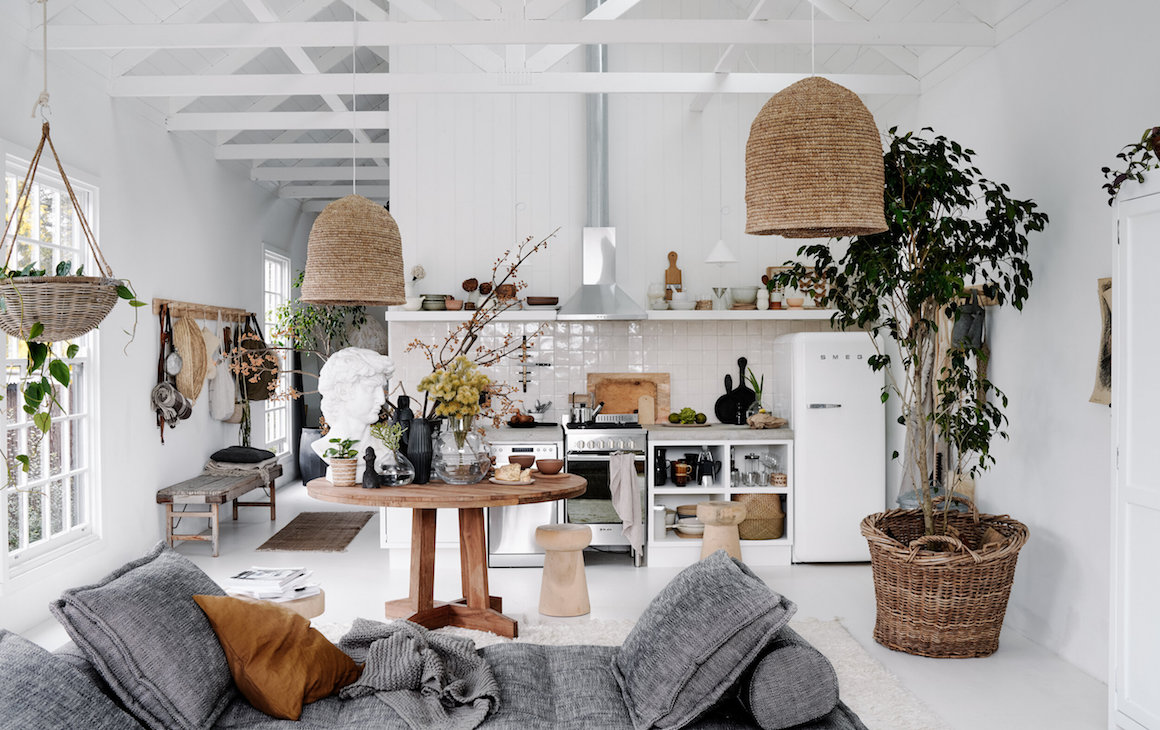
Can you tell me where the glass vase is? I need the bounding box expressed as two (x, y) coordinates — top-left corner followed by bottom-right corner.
(746, 396), (766, 420)
(433, 415), (489, 484)
(375, 448), (415, 487)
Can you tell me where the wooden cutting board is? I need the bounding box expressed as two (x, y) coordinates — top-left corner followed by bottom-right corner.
(587, 373), (671, 421)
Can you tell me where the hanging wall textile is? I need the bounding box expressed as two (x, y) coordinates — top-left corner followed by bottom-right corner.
(745, 77), (888, 239)
(0, 123), (121, 342)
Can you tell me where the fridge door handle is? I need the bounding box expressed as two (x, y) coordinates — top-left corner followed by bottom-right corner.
(808, 403), (843, 409)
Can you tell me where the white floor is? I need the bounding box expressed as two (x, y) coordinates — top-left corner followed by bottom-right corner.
(42, 480), (1108, 729)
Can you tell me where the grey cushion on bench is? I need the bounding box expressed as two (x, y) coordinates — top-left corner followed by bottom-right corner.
(0, 630), (144, 729)
(612, 551), (796, 730)
(49, 542), (236, 730)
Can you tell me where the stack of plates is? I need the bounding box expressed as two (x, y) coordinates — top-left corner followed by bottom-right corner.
(675, 517), (704, 536)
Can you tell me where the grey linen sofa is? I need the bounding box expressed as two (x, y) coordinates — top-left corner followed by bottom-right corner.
(0, 544), (867, 730)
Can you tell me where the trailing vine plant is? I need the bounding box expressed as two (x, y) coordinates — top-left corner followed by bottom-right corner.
(1102, 126), (1160, 205)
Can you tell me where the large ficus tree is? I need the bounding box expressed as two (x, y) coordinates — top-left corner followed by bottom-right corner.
(779, 128), (1049, 536)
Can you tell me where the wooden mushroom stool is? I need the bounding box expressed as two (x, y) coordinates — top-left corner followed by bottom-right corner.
(535, 524), (592, 617)
(697, 501), (748, 561)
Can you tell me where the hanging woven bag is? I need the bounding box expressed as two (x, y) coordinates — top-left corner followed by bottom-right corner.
(240, 314), (278, 402)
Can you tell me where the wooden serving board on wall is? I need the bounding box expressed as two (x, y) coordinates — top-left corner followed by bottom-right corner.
(587, 373), (671, 421)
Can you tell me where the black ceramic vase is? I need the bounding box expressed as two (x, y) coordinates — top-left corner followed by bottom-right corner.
(408, 418), (434, 484)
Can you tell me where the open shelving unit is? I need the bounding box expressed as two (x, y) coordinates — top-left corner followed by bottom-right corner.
(647, 435), (794, 567)
(384, 308), (833, 323)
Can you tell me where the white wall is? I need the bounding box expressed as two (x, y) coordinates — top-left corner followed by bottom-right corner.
(892, 0), (1160, 680)
(0, 13), (309, 633)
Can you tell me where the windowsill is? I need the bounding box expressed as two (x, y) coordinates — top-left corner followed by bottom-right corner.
(4, 532), (99, 585)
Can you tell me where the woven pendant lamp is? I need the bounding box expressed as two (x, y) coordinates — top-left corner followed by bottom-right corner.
(745, 76), (888, 239)
(301, 194), (406, 305)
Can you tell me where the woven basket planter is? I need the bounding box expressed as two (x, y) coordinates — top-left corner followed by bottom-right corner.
(0, 276), (119, 342)
(860, 505), (1029, 658)
(732, 493), (785, 540)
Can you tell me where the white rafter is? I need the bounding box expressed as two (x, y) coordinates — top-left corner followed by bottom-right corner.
(278, 184), (390, 199)
(44, 19), (999, 50)
(167, 110), (391, 131)
(111, 72), (921, 97)
(691, 0), (776, 113)
(109, 0), (234, 77)
(215, 143), (390, 160)
(805, 0), (920, 77)
(251, 165), (390, 182)
(345, 0), (504, 73)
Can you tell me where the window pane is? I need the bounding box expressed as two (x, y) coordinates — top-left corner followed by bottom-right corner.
(7, 491), (18, 550)
(69, 474), (83, 528)
(37, 186), (55, 244)
(49, 479), (64, 535)
(49, 417), (69, 475)
(27, 488), (43, 545)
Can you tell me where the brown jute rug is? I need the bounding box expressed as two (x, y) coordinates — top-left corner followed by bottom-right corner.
(257, 511), (375, 552)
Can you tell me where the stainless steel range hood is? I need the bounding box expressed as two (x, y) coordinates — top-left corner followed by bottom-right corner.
(557, 227), (646, 320)
(557, 0), (646, 322)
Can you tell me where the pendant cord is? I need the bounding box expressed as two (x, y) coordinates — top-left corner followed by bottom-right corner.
(351, 4), (358, 197)
(810, 3), (816, 76)
(31, 0), (50, 119)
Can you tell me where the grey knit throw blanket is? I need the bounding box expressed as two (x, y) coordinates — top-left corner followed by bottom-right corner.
(337, 618), (500, 730)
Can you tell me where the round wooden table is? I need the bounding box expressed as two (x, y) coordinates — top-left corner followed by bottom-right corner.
(306, 476), (586, 638)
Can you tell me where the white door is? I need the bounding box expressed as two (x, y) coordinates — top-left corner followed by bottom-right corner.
(792, 334), (885, 562)
(1112, 184), (1160, 729)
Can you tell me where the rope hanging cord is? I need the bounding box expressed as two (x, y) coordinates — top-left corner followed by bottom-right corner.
(31, 0), (50, 119)
(0, 122), (114, 278)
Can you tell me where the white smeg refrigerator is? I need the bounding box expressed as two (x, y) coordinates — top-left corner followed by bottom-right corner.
(772, 332), (885, 562)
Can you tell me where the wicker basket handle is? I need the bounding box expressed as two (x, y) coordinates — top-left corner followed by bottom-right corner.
(905, 534), (983, 564)
(0, 123), (113, 278)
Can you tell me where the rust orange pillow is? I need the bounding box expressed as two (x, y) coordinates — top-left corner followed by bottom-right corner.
(193, 594), (361, 720)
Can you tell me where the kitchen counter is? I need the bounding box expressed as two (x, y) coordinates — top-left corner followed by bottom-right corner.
(645, 424), (793, 440)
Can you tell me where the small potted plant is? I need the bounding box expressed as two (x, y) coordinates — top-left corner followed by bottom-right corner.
(322, 437), (359, 487)
(370, 422), (415, 487)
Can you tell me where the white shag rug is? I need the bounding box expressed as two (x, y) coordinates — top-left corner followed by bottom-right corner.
(314, 617), (948, 730)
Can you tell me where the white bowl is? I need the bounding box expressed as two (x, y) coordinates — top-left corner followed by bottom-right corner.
(669, 300), (696, 311)
(675, 517), (705, 535)
(730, 286), (758, 305)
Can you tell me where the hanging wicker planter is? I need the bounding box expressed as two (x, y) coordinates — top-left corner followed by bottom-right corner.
(745, 76), (888, 239)
(860, 500), (1029, 658)
(301, 194), (406, 306)
(0, 123), (123, 343)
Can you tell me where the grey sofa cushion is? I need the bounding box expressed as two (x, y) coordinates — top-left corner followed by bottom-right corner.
(49, 542), (236, 730)
(0, 630), (144, 729)
(612, 551), (796, 730)
(739, 626), (839, 730)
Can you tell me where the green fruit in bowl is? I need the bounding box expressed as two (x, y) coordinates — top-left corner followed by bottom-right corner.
(695, 413), (707, 424)
(668, 412), (680, 423)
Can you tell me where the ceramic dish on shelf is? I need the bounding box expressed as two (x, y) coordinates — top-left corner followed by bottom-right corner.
(489, 476), (535, 486)
(675, 518), (705, 535)
(530, 469), (567, 480)
(525, 296), (559, 307)
(669, 300), (697, 311)
(657, 422), (711, 427)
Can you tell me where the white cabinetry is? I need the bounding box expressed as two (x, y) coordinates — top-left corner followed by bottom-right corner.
(646, 427), (793, 567)
(1111, 178), (1160, 730)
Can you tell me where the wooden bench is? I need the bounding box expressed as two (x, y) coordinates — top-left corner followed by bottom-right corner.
(156, 465), (283, 557)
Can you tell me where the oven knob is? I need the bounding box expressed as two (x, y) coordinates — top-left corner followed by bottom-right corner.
(577, 440), (588, 450)
(616, 439), (626, 450)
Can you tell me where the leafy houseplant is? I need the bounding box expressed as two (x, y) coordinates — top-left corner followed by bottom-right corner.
(370, 421), (414, 487)
(1102, 126), (1160, 205)
(777, 127), (1045, 658)
(322, 437), (359, 487)
(780, 127), (1048, 536)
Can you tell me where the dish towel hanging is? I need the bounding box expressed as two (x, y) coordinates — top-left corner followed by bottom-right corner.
(609, 452), (643, 557)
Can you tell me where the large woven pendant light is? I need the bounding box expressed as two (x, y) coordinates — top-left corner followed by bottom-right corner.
(300, 194), (406, 305)
(744, 76), (888, 239)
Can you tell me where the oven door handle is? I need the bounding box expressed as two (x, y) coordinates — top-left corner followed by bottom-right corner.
(566, 453), (646, 462)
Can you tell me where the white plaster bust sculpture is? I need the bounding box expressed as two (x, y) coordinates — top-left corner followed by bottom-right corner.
(312, 347), (395, 480)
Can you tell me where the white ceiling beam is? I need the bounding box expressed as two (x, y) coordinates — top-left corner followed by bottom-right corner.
(113, 72), (919, 97)
(278, 184), (390, 199)
(215, 142), (390, 160)
(805, 0), (919, 77)
(47, 20), (998, 50)
(525, 0), (573, 20)
(526, 0), (644, 71)
(450, 0), (501, 20)
(691, 0), (774, 112)
(251, 165), (390, 181)
(344, 0), (504, 72)
(110, 0), (235, 77)
(167, 110), (390, 131)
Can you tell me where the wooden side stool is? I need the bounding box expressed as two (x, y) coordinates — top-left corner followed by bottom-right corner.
(535, 524), (592, 617)
(698, 501), (748, 561)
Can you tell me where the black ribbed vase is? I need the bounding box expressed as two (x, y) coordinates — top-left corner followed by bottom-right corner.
(408, 418), (434, 484)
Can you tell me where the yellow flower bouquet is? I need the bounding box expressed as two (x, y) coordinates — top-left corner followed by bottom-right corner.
(417, 356), (490, 420)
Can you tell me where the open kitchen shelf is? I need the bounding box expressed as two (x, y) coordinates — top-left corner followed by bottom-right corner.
(647, 435), (794, 568)
(384, 309), (833, 323)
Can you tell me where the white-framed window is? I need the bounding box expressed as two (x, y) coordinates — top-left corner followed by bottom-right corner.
(263, 248), (291, 456)
(3, 149), (100, 579)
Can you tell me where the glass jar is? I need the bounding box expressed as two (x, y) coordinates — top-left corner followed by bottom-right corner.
(743, 453), (761, 486)
(432, 415), (490, 484)
(375, 448), (415, 487)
